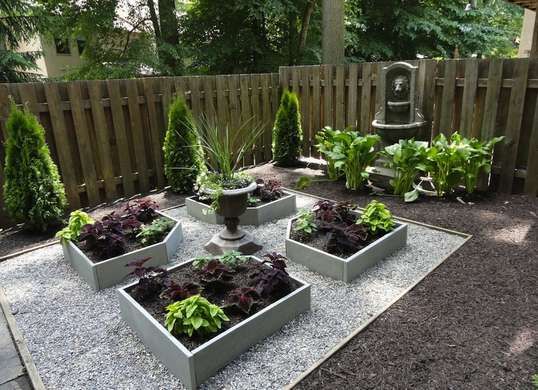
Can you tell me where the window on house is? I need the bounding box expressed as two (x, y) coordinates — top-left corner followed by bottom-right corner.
(54, 38), (70, 55)
(76, 39), (86, 55)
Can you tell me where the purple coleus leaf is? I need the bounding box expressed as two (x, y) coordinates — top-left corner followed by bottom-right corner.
(160, 281), (201, 301)
(124, 198), (158, 223)
(226, 287), (261, 315)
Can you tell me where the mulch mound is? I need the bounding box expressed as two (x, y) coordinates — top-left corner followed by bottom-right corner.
(248, 163), (538, 389)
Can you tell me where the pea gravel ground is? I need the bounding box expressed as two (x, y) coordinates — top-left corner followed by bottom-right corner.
(0, 194), (466, 389)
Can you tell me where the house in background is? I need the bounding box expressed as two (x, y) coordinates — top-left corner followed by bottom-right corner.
(16, 35), (86, 79)
(511, 1), (538, 57)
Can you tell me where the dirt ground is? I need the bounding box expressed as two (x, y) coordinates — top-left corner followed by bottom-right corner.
(247, 163), (538, 390)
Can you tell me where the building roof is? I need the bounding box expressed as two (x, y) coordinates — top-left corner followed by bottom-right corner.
(506, 1), (537, 10)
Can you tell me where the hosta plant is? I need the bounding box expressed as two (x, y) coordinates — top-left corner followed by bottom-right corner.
(380, 139), (428, 200)
(315, 126), (345, 180)
(321, 131), (380, 190)
(359, 200), (395, 234)
(292, 210), (317, 237)
(165, 295), (229, 337)
(55, 210), (94, 242)
(136, 217), (175, 246)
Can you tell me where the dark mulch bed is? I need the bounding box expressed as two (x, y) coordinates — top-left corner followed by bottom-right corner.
(247, 163), (538, 390)
(0, 191), (186, 259)
(128, 258), (301, 351)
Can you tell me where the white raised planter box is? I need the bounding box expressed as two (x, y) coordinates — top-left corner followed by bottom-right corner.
(118, 257), (311, 390)
(62, 212), (183, 290)
(186, 192), (296, 226)
(285, 216), (408, 283)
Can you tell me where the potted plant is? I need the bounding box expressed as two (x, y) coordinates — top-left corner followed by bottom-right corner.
(188, 117), (265, 254)
(285, 200), (407, 282)
(186, 178), (297, 225)
(56, 198), (183, 290)
(117, 252), (310, 389)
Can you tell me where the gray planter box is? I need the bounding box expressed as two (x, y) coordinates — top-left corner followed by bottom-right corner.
(285, 216), (408, 283)
(118, 257), (311, 390)
(186, 192), (296, 226)
(61, 212), (183, 290)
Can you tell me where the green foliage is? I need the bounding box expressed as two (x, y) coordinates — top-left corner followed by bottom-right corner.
(3, 105), (67, 231)
(315, 127), (345, 180)
(359, 200), (395, 234)
(532, 373), (538, 389)
(180, 0), (321, 74)
(163, 97), (204, 193)
(381, 139), (429, 197)
(293, 209), (317, 236)
(193, 250), (248, 269)
(55, 210), (94, 242)
(345, 0), (522, 62)
(272, 90), (303, 167)
(296, 176), (312, 190)
(0, 0), (43, 82)
(454, 134), (504, 194)
(322, 131), (380, 190)
(164, 295), (229, 337)
(136, 217), (175, 246)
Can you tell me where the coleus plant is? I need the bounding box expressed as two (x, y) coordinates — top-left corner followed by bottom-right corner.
(323, 222), (369, 254)
(160, 280), (201, 301)
(199, 259), (236, 292)
(250, 252), (291, 299)
(127, 257), (167, 301)
(252, 179), (284, 202)
(312, 200), (357, 225)
(225, 287), (262, 315)
(78, 212), (132, 260)
(124, 198), (159, 223)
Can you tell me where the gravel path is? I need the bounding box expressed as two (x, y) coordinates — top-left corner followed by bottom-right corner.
(0, 194), (466, 389)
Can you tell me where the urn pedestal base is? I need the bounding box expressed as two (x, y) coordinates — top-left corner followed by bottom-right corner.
(204, 229), (262, 255)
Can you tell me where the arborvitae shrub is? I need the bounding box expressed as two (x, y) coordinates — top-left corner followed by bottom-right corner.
(272, 90), (303, 166)
(3, 104), (67, 231)
(163, 97), (204, 193)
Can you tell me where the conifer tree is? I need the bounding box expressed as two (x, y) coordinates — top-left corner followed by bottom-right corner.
(272, 90), (303, 166)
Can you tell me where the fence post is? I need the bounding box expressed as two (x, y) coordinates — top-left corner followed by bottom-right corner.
(417, 59), (437, 142)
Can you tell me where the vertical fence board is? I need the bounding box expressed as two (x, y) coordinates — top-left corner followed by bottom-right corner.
(335, 65), (345, 130)
(460, 59), (479, 136)
(524, 100), (538, 195)
(261, 73), (273, 161)
(481, 59), (504, 141)
(125, 80), (150, 193)
(360, 63), (373, 133)
(417, 60), (437, 140)
(228, 74), (241, 131)
(67, 81), (100, 205)
(439, 59), (457, 135)
(250, 74), (264, 163)
(88, 81), (117, 200)
(42, 83), (81, 208)
(499, 59), (529, 193)
(301, 67), (312, 156)
(312, 66), (321, 145)
(322, 64), (333, 128)
(239, 74), (253, 165)
(161, 77), (172, 126)
(106, 79), (135, 196)
(143, 78), (165, 188)
(347, 63), (359, 129)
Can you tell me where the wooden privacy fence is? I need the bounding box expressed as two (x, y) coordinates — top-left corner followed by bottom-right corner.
(0, 58), (538, 227)
(0, 73), (280, 226)
(280, 58), (538, 197)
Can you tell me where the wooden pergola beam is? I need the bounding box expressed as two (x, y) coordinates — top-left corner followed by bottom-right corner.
(506, 0), (537, 10)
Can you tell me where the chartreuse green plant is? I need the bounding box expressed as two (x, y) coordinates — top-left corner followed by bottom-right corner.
(163, 97), (205, 193)
(136, 217), (176, 246)
(454, 133), (504, 194)
(323, 131), (380, 190)
(359, 200), (395, 234)
(532, 373), (538, 389)
(3, 104), (67, 231)
(165, 295), (229, 337)
(381, 139), (428, 202)
(272, 90), (303, 166)
(293, 209), (317, 236)
(55, 210), (94, 242)
(315, 127), (345, 180)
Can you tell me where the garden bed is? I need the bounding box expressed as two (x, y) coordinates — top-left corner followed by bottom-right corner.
(186, 192), (296, 225)
(62, 212), (183, 290)
(286, 217), (407, 282)
(119, 256), (310, 389)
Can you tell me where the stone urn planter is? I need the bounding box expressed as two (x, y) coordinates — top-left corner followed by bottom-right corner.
(203, 182), (262, 255)
(61, 212), (183, 290)
(186, 191), (296, 226)
(118, 256), (311, 390)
